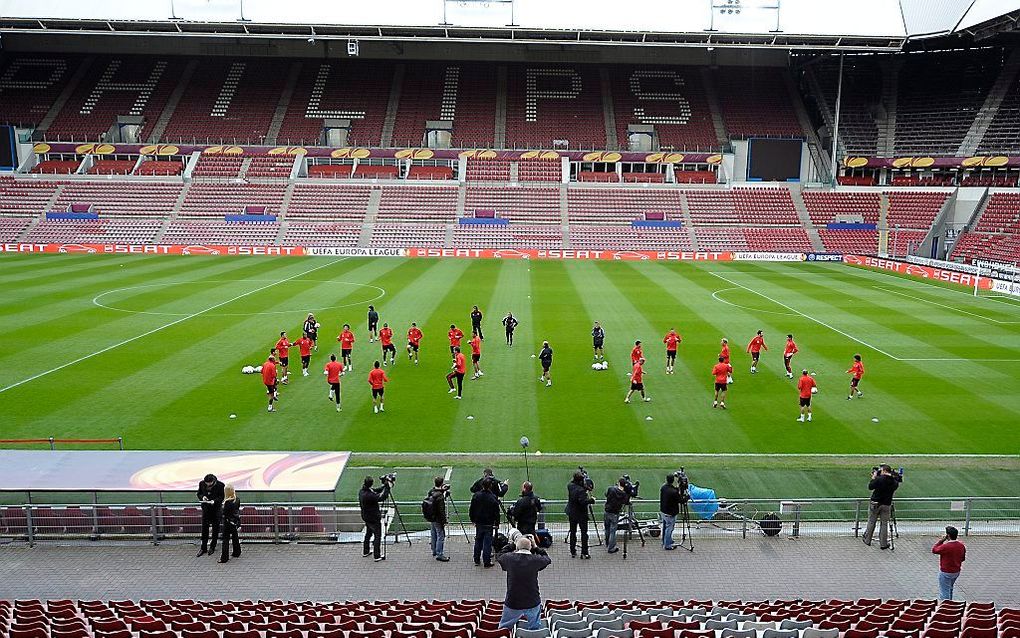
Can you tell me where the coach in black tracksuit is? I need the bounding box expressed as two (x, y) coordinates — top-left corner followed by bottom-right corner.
(471, 306), (484, 340)
(196, 473), (225, 557)
(359, 476), (391, 561)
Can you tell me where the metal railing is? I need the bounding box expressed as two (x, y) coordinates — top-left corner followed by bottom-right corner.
(3, 496), (1019, 546)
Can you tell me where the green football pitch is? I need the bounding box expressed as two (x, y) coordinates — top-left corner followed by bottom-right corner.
(1, 253), (1019, 499)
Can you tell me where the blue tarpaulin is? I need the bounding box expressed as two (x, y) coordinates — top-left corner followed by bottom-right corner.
(826, 222), (877, 230)
(688, 484), (719, 520)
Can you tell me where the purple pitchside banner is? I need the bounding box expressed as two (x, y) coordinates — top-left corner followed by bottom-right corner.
(0, 450), (350, 492)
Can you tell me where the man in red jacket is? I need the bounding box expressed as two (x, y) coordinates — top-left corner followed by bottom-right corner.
(933, 526), (966, 600)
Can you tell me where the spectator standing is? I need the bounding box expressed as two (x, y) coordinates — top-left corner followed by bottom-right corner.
(426, 477), (451, 562)
(863, 464), (899, 550)
(196, 473), (225, 557)
(933, 526), (966, 600)
(217, 484), (241, 564)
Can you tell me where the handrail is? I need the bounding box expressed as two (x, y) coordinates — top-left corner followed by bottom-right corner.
(0, 436), (123, 450)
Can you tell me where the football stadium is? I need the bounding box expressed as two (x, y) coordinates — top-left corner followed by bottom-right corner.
(2, 0), (1020, 624)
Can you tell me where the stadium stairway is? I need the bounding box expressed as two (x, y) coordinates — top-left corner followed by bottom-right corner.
(357, 190), (383, 246)
(265, 61), (303, 146)
(599, 68), (619, 150)
(494, 66), (508, 149)
(146, 60), (199, 144)
(963, 47), (1020, 156)
(789, 188), (826, 252)
(677, 192), (701, 251)
(36, 57), (94, 136)
(878, 59), (901, 157)
(379, 63), (406, 148)
(700, 68), (730, 148)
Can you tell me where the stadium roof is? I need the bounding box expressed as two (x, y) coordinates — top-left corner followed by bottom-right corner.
(1, 0), (1018, 51)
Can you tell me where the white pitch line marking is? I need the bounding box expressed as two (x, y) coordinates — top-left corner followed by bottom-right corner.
(355, 452), (1020, 459)
(708, 270), (902, 360)
(711, 287), (798, 316)
(842, 263), (1020, 312)
(873, 286), (1020, 325)
(0, 258), (348, 395)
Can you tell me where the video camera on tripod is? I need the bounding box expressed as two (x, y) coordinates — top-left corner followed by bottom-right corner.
(872, 465), (905, 483)
(672, 467), (691, 503)
(380, 472), (398, 486)
(619, 474), (640, 499)
(577, 466), (595, 491)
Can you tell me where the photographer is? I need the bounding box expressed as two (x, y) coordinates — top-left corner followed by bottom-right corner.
(863, 464), (899, 550)
(425, 476), (450, 562)
(508, 482), (543, 536)
(603, 478), (631, 555)
(659, 473), (682, 551)
(565, 471), (593, 559)
(469, 477), (500, 567)
(359, 475), (391, 562)
(470, 468), (509, 498)
(496, 530), (552, 631)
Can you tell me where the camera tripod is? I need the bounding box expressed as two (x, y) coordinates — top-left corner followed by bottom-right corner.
(381, 488), (412, 559)
(675, 497), (694, 552)
(619, 501), (645, 559)
(889, 505), (899, 552)
(444, 490), (471, 542)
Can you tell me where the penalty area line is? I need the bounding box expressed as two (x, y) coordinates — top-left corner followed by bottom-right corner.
(707, 271), (902, 361)
(0, 258), (348, 395)
(874, 286), (1020, 325)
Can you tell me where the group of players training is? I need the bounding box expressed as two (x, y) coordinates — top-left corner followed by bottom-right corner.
(255, 305), (867, 421)
(257, 305), (518, 413)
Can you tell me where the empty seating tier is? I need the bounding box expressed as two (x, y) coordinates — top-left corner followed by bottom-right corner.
(505, 64), (606, 150)
(161, 59), (290, 145)
(0, 178), (61, 213)
(277, 61), (393, 147)
(609, 67), (718, 151)
(376, 186), (458, 223)
(465, 187), (561, 224)
(178, 184), (285, 219)
(24, 219), (162, 244)
(801, 191), (881, 226)
(46, 57), (183, 142)
(54, 182), (182, 217)
(453, 224), (563, 249)
(715, 67), (802, 138)
(162, 221), (279, 245)
(87, 160), (136, 175)
(244, 156), (295, 180)
(686, 188), (800, 226)
(0, 216), (34, 242)
(466, 158), (512, 182)
(191, 155), (245, 179)
(567, 189), (682, 224)
(571, 226), (693, 251)
(0, 55), (80, 128)
(286, 184), (371, 222)
(371, 223), (445, 248)
(282, 222), (360, 247)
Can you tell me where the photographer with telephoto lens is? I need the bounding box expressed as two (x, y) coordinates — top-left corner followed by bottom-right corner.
(508, 482), (543, 536)
(359, 474), (392, 562)
(565, 470), (594, 559)
(496, 528), (552, 630)
(863, 464), (901, 550)
(471, 468), (509, 498)
(604, 477), (636, 555)
(469, 477), (501, 567)
(659, 473), (682, 551)
(424, 476), (451, 562)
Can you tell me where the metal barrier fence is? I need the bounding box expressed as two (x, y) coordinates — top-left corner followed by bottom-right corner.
(3, 497), (1019, 546)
